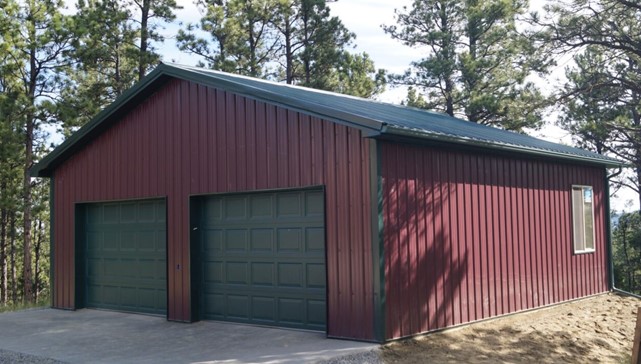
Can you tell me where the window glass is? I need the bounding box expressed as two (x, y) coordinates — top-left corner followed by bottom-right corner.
(572, 186), (594, 253)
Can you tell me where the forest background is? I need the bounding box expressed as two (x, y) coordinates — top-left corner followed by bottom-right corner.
(1, 0), (640, 307)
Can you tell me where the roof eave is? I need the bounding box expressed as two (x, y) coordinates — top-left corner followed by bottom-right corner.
(383, 125), (625, 169)
(31, 63), (625, 177)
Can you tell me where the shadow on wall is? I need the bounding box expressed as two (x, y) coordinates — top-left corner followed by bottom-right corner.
(384, 142), (608, 339)
(385, 146), (470, 338)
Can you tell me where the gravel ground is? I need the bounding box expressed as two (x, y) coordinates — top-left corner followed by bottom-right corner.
(0, 349), (66, 364)
(316, 349), (383, 364)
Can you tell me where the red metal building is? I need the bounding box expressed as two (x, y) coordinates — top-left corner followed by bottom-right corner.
(32, 64), (621, 342)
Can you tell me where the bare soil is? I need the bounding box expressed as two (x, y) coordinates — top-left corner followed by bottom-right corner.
(382, 292), (640, 364)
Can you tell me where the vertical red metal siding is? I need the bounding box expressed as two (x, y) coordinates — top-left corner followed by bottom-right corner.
(52, 79), (374, 340)
(381, 141), (608, 340)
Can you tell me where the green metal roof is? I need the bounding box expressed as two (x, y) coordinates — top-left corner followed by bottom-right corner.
(32, 62), (623, 177)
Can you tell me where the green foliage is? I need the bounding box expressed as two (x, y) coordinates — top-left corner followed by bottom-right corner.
(177, 0), (385, 98)
(612, 211), (641, 295)
(384, 0), (549, 130)
(541, 0), (641, 205)
(58, 0), (139, 134)
(0, 292), (50, 313)
(58, 0), (179, 135)
(177, 0), (280, 76)
(0, 0), (67, 304)
(131, 0), (181, 79)
(330, 52), (386, 98)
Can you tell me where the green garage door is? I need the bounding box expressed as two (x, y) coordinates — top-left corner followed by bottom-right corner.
(195, 189), (326, 331)
(79, 199), (166, 315)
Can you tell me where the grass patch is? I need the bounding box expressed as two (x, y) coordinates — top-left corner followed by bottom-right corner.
(0, 295), (50, 313)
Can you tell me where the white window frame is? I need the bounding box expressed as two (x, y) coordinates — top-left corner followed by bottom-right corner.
(571, 185), (595, 254)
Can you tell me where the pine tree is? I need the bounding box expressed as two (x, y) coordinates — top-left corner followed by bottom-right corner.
(59, 0), (139, 134)
(177, 0), (280, 77)
(539, 0), (641, 207)
(2, 0), (72, 302)
(130, 0), (181, 80)
(177, 0), (385, 97)
(384, 0), (548, 130)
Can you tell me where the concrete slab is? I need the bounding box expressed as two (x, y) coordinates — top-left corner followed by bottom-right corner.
(0, 309), (378, 364)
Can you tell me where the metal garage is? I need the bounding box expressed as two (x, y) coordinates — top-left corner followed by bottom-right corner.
(191, 189), (327, 331)
(33, 64), (622, 341)
(76, 199), (167, 315)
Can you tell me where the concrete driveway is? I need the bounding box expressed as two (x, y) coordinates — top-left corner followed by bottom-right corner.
(0, 309), (379, 364)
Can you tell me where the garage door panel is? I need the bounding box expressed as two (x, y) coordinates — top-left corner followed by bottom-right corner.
(225, 196), (247, 219)
(277, 263), (303, 288)
(204, 293), (226, 317)
(197, 189), (326, 331)
(252, 296), (276, 321)
(226, 262), (249, 284)
(307, 264), (326, 288)
(102, 205), (119, 223)
(138, 259), (158, 278)
(204, 230), (223, 253)
(307, 300), (326, 325)
(251, 263), (274, 286)
(81, 199), (166, 316)
(305, 191), (324, 216)
(102, 231), (119, 251)
(137, 231), (157, 251)
(306, 228), (325, 252)
(203, 261), (224, 283)
(86, 232), (102, 252)
(250, 229), (273, 251)
(250, 195), (272, 218)
(278, 298), (304, 324)
(225, 230), (248, 252)
(276, 193), (302, 217)
(227, 295), (250, 319)
(277, 228), (302, 252)
(137, 201), (158, 222)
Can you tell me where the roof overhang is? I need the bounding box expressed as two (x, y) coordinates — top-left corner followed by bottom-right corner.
(31, 63), (626, 177)
(381, 125), (626, 169)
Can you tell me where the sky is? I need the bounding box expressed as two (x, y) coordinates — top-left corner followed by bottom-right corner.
(144, 0), (638, 211)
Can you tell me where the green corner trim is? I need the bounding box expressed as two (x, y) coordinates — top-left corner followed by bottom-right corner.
(370, 139), (386, 342)
(49, 177), (55, 307)
(604, 170), (614, 290)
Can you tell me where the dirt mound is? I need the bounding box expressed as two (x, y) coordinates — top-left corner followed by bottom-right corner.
(383, 292), (640, 363)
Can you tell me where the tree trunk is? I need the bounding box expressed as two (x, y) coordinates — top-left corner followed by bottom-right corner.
(636, 165), (641, 211)
(0, 202), (7, 304)
(302, 10), (311, 85)
(34, 219), (42, 301)
(9, 211), (16, 304)
(284, 18), (293, 84)
(23, 118), (34, 302)
(22, 5), (37, 303)
(138, 0), (150, 81)
(247, 7), (258, 77)
(439, 6), (455, 117)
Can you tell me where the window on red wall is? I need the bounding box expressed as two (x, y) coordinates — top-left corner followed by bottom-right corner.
(572, 185), (595, 253)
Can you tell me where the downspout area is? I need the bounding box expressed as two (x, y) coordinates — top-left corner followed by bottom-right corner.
(604, 167), (641, 299)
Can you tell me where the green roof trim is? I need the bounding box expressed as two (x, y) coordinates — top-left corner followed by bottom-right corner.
(31, 62), (623, 177)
